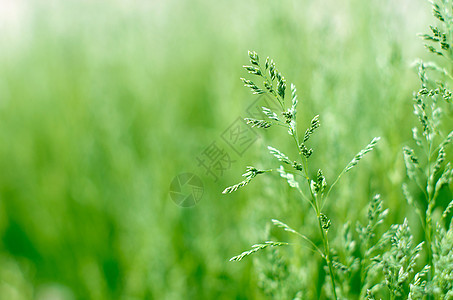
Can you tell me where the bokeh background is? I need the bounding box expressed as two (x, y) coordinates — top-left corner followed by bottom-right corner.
(0, 0), (445, 299)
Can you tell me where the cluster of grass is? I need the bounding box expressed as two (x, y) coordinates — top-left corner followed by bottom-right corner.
(0, 0), (442, 299)
(224, 0), (453, 299)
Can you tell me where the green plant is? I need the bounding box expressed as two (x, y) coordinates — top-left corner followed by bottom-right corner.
(223, 50), (380, 299)
(365, 1), (453, 298)
(223, 0), (453, 299)
(399, 0), (453, 296)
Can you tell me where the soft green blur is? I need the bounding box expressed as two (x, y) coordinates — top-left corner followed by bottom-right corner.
(0, 0), (438, 299)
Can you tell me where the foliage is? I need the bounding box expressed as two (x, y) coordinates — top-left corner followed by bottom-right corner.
(223, 0), (453, 299)
(0, 0), (450, 299)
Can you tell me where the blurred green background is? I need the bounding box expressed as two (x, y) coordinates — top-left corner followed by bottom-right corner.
(0, 0), (442, 299)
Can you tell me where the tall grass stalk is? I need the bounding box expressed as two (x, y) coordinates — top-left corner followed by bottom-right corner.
(223, 0), (453, 298)
(223, 51), (380, 299)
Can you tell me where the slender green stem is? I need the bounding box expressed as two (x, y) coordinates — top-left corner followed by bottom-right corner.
(289, 232), (325, 258)
(289, 124), (307, 167)
(296, 185), (317, 212)
(309, 190), (338, 299)
(316, 211), (338, 300)
(415, 178), (430, 201)
(390, 292), (396, 300)
(359, 258), (369, 297)
(321, 168), (345, 210)
(425, 136), (434, 282)
(260, 58), (338, 298)
(325, 240), (338, 300)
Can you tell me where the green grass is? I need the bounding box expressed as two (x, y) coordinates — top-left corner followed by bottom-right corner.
(223, 1), (453, 298)
(0, 0), (450, 299)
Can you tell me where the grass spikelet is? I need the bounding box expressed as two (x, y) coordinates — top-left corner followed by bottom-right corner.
(244, 118), (272, 128)
(303, 115), (320, 142)
(428, 147), (446, 194)
(332, 260), (349, 273)
(377, 219), (424, 298)
(271, 219), (298, 235)
(432, 2), (444, 22)
(412, 127), (423, 147)
(344, 137), (380, 173)
(442, 199), (453, 220)
(222, 166), (265, 194)
(262, 106), (280, 121)
(316, 169), (327, 194)
(299, 143), (313, 158)
(408, 265), (430, 299)
(319, 213), (331, 231)
(290, 83), (298, 115)
(268, 146), (291, 164)
(358, 194), (388, 248)
(241, 78), (265, 94)
(434, 162), (453, 195)
(243, 65), (262, 76)
(229, 241), (288, 262)
(439, 130), (453, 149)
(276, 165), (300, 188)
(403, 146), (423, 183)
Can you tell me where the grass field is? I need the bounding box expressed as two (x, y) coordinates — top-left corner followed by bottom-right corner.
(1, 0), (451, 299)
